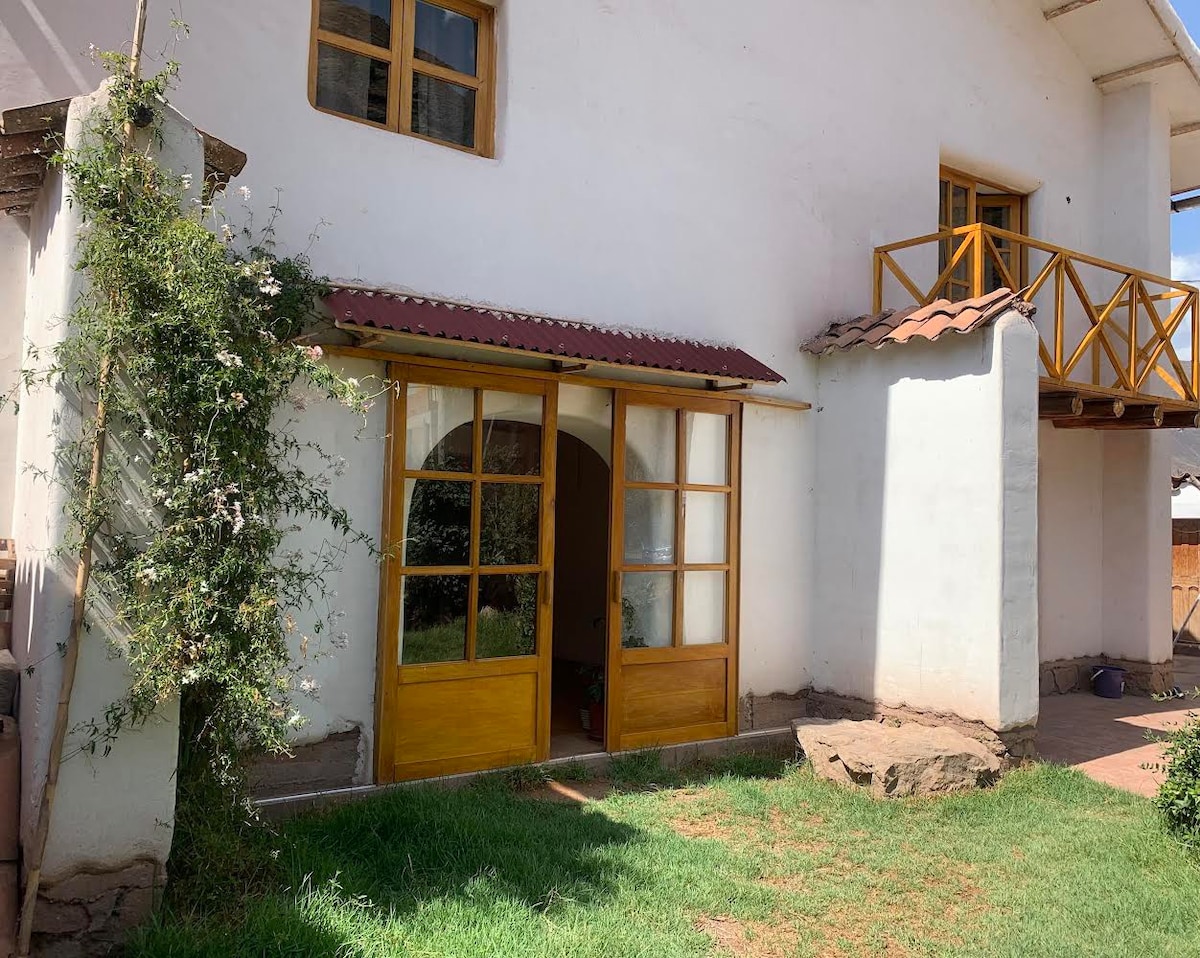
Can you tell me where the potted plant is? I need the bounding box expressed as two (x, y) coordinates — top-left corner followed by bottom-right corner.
(577, 664), (605, 741)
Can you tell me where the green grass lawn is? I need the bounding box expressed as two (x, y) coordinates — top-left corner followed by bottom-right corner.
(129, 754), (1199, 958)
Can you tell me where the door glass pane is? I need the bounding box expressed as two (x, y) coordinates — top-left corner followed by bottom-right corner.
(406, 384), (474, 471)
(624, 489), (675, 564)
(621, 572), (673, 648)
(685, 412), (728, 485)
(415, 0), (479, 76)
(684, 491), (727, 564)
(625, 405), (676, 482)
(951, 185), (970, 227)
(319, 0), (391, 48)
(412, 73), (476, 149)
(404, 479), (471, 566)
(481, 483), (539, 565)
(683, 571), (725, 645)
(315, 43), (389, 125)
(477, 574), (537, 658)
(481, 392), (542, 474)
(400, 574), (468, 664)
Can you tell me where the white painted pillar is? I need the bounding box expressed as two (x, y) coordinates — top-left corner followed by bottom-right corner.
(11, 87), (204, 940)
(1095, 81), (1173, 671)
(0, 218), (29, 538)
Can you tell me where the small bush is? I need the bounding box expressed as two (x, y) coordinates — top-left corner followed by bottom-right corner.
(1154, 708), (1200, 843)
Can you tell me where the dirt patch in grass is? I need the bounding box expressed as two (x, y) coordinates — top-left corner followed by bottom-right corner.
(695, 914), (800, 958)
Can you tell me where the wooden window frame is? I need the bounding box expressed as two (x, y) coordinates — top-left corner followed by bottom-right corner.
(308, 0), (496, 157)
(938, 165), (1029, 297)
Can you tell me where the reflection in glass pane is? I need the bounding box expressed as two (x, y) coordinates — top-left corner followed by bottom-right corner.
(315, 43), (389, 125)
(481, 394), (542, 474)
(404, 479), (471, 566)
(406, 384), (474, 471)
(684, 491), (727, 564)
(624, 489), (675, 564)
(683, 571), (725, 645)
(477, 574), (537, 658)
(621, 572), (673, 648)
(319, 0), (391, 48)
(412, 73), (476, 148)
(400, 574), (468, 664)
(415, 0), (479, 76)
(685, 412), (727, 485)
(625, 405), (676, 482)
(481, 483), (539, 565)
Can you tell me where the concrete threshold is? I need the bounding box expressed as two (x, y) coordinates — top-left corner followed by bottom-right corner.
(254, 726), (795, 820)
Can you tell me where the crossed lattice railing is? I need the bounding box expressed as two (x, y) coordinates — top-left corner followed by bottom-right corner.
(873, 223), (1200, 405)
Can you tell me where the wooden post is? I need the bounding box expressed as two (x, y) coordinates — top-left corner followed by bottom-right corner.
(1038, 393), (1084, 419)
(16, 3), (147, 954)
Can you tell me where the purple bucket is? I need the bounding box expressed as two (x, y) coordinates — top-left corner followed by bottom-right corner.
(1091, 666), (1126, 699)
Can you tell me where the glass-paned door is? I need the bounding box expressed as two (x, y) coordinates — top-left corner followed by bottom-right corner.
(606, 391), (740, 752)
(938, 168), (1026, 301)
(376, 363), (556, 782)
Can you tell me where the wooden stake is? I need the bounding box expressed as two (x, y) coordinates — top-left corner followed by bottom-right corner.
(16, 3), (147, 953)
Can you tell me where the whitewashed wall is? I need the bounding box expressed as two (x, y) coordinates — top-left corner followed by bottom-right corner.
(811, 314), (1040, 732)
(11, 91), (206, 884)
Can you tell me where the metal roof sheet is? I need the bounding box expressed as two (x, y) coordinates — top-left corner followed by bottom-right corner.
(325, 287), (786, 383)
(802, 289), (1034, 356)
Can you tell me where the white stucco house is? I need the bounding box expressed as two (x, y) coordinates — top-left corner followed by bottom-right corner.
(4, 0), (1200, 951)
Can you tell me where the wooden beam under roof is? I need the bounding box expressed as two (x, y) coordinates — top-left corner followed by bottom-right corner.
(1093, 54), (1183, 86)
(1044, 0), (1103, 19)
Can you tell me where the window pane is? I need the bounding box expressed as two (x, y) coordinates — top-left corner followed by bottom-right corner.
(625, 405), (676, 482)
(315, 43), (389, 125)
(477, 574), (537, 658)
(400, 574), (468, 664)
(685, 412), (727, 485)
(621, 572), (673, 648)
(684, 491), (727, 564)
(624, 489), (675, 564)
(415, 0), (479, 76)
(482, 392), (542, 474)
(683, 571), (725, 645)
(412, 73), (476, 148)
(406, 384), (474, 471)
(319, 0), (391, 48)
(481, 483), (539, 565)
(404, 478), (471, 566)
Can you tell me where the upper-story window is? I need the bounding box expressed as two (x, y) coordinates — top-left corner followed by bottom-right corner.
(938, 166), (1027, 299)
(310, 0), (495, 156)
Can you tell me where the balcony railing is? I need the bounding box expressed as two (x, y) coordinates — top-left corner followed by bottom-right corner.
(873, 223), (1200, 412)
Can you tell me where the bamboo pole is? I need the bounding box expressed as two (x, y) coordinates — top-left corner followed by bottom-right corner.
(15, 3), (147, 953)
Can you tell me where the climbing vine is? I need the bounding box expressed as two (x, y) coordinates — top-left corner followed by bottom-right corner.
(23, 52), (372, 800)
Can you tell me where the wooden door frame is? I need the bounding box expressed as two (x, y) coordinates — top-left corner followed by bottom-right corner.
(605, 389), (742, 753)
(374, 363), (558, 782)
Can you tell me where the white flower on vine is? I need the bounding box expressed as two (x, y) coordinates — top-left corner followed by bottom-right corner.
(180, 173), (193, 190)
(258, 329), (277, 344)
(137, 566), (160, 583)
(215, 349), (243, 368)
(182, 667), (202, 684)
(143, 428), (154, 441)
(238, 185), (252, 201)
(346, 377), (359, 389)
(299, 676), (320, 700)
(287, 711), (305, 728)
(183, 470), (203, 484)
(301, 344), (324, 362)
(231, 501), (245, 535)
(259, 275), (282, 297)
(221, 224), (234, 242)
(333, 456), (347, 477)
(231, 391), (248, 410)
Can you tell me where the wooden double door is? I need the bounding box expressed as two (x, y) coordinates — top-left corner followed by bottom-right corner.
(375, 365), (741, 782)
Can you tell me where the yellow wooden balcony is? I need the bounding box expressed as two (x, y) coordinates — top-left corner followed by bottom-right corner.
(873, 223), (1200, 428)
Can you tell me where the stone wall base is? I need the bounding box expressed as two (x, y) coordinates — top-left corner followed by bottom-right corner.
(32, 860), (160, 957)
(738, 690), (809, 732)
(250, 727), (361, 799)
(804, 691), (1036, 760)
(1039, 656), (1173, 697)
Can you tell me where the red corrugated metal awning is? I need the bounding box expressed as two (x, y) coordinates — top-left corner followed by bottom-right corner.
(325, 288), (785, 384)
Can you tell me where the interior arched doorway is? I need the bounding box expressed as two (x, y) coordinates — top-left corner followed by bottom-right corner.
(550, 431), (611, 756)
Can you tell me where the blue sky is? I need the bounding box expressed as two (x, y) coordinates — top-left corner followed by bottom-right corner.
(1173, 0), (1200, 284)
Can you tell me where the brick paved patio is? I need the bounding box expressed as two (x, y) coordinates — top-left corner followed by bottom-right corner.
(1036, 657), (1200, 797)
